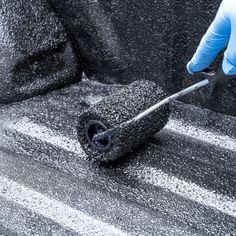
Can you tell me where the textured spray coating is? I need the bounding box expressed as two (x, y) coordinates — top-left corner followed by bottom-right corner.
(0, 0), (82, 103)
(48, 0), (130, 84)
(0, 80), (236, 235)
(48, 0), (236, 116)
(77, 80), (170, 162)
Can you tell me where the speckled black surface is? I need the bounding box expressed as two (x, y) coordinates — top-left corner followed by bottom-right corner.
(43, 0), (235, 115)
(48, 0), (130, 84)
(0, 0), (82, 103)
(77, 80), (170, 162)
(0, 224), (17, 236)
(1, 0), (236, 115)
(0, 80), (235, 235)
(0, 1), (236, 235)
(47, 0), (219, 87)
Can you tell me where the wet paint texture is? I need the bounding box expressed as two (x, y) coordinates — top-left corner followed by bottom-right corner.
(49, 0), (220, 87)
(0, 0), (82, 103)
(1, 0), (236, 115)
(48, 0), (130, 84)
(48, 0), (236, 116)
(77, 80), (169, 162)
(0, 80), (236, 235)
(0, 1), (236, 235)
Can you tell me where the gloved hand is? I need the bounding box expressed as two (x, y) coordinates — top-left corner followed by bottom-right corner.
(187, 0), (236, 76)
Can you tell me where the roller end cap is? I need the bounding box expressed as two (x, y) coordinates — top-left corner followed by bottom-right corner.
(85, 120), (112, 154)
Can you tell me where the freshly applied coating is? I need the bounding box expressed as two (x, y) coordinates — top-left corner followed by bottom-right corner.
(0, 0), (81, 103)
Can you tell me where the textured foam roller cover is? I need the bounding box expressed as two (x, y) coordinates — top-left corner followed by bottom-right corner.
(77, 80), (170, 162)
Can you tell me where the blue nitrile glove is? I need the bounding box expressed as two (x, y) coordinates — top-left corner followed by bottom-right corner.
(187, 0), (236, 76)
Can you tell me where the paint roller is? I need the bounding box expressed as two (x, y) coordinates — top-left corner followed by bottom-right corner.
(77, 69), (216, 162)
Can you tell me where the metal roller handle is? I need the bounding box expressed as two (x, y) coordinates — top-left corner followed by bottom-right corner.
(133, 79), (209, 122)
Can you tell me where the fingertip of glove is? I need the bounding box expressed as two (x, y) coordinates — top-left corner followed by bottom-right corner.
(187, 61), (194, 74)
